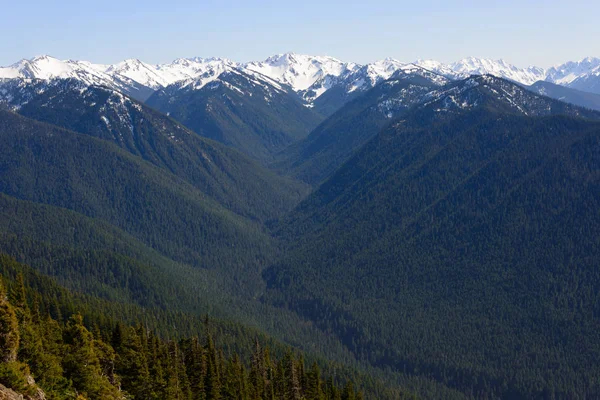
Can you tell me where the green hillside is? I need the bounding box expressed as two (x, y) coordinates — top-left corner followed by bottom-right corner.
(266, 80), (600, 398)
(146, 69), (323, 163)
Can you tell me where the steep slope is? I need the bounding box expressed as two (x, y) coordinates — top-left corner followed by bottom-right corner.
(278, 69), (449, 184)
(0, 55), (155, 101)
(448, 57), (545, 83)
(546, 57), (600, 84)
(302, 59), (426, 116)
(245, 52), (358, 92)
(528, 80), (600, 111)
(265, 76), (600, 398)
(0, 254), (418, 400)
(0, 109), (277, 272)
(146, 67), (323, 163)
(546, 57), (600, 95)
(0, 78), (307, 221)
(565, 67), (600, 95)
(0, 109), (380, 371)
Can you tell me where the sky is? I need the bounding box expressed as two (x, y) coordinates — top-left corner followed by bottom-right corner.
(1, 0), (599, 67)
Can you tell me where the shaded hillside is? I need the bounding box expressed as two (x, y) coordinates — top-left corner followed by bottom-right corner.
(0, 110), (274, 272)
(0, 255), (407, 400)
(528, 80), (600, 111)
(265, 77), (600, 399)
(146, 68), (323, 163)
(278, 71), (447, 185)
(2, 79), (308, 221)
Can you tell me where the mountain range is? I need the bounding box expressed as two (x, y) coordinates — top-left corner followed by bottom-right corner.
(1, 47), (600, 400)
(2, 53), (600, 107)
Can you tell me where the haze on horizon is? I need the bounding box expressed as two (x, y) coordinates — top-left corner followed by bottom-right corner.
(2, 0), (598, 68)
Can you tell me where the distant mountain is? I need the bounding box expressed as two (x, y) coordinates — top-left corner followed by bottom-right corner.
(278, 72), (600, 186)
(277, 68), (450, 184)
(0, 78), (307, 221)
(302, 59), (427, 116)
(0, 55), (239, 102)
(546, 57), (600, 85)
(105, 57), (238, 90)
(3, 54), (600, 113)
(415, 57), (546, 84)
(0, 109), (277, 272)
(528, 80), (600, 111)
(266, 76), (600, 399)
(244, 53), (358, 92)
(146, 67), (323, 163)
(0, 55), (155, 101)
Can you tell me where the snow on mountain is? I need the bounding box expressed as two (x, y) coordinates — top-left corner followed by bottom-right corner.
(105, 59), (172, 89)
(299, 59), (450, 108)
(244, 53), (358, 91)
(0, 78), (52, 110)
(414, 57), (547, 85)
(420, 74), (600, 120)
(0, 55), (115, 86)
(546, 57), (600, 85)
(413, 59), (456, 77)
(3, 54), (600, 106)
(345, 58), (407, 92)
(167, 63), (288, 98)
(154, 57), (238, 86)
(0, 55), (157, 101)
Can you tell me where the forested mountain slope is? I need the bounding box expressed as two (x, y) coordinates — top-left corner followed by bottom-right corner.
(0, 255), (412, 400)
(0, 109), (279, 272)
(277, 70), (448, 185)
(528, 80), (600, 111)
(146, 68), (323, 163)
(265, 76), (600, 399)
(1, 109), (448, 398)
(0, 79), (308, 221)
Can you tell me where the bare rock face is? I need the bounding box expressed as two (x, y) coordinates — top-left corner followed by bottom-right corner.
(0, 383), (23, 400)
(0, 377), (46, 400)
(25, 376), (46, 400)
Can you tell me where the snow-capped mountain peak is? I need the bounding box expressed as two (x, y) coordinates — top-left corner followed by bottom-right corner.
(3, 53), (600, 108)
(546, 57), (600, 84)
(245, 53), (357, 91)
(448, 57), (546, 85)
(0, 55), (123, 87)
(104, 58), (170, 89)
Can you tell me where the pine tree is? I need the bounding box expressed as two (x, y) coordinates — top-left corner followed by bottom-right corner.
(8, 273), (27, 310)
(249, 338), (265, 400)
(341, 381), (356, 400)
(148, 333), (167, 400)
(222, 353), (246, 400)
(62, 314), (121, 399)
(287, 352), (302, 400)
(306, 362), (324, 400)
(182, 336), (206, 400)
(263, 347), (276, 400)
(116, 326), (151, 398)
(0, 278), (19, 363)
(164, 340), (191, 400)
(205, 334), (221, 400)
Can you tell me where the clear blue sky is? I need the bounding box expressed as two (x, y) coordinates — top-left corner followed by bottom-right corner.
(2, 0), (598, 67)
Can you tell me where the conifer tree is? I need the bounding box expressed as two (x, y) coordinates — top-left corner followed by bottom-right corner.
(148, 333), (167, 400)
(62, 314), (121, 399)
(287, 352), (302, 400)
(341, 381), (356, 400)
(205, 334), (221, 400)
(306, 362), (324, 400)
(182, 336), (206, 400)
(0, 278), (19, 363)
(250, 338), (265, 400)
(116, 326), (151, 398)
(9, 273), (27, 311)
